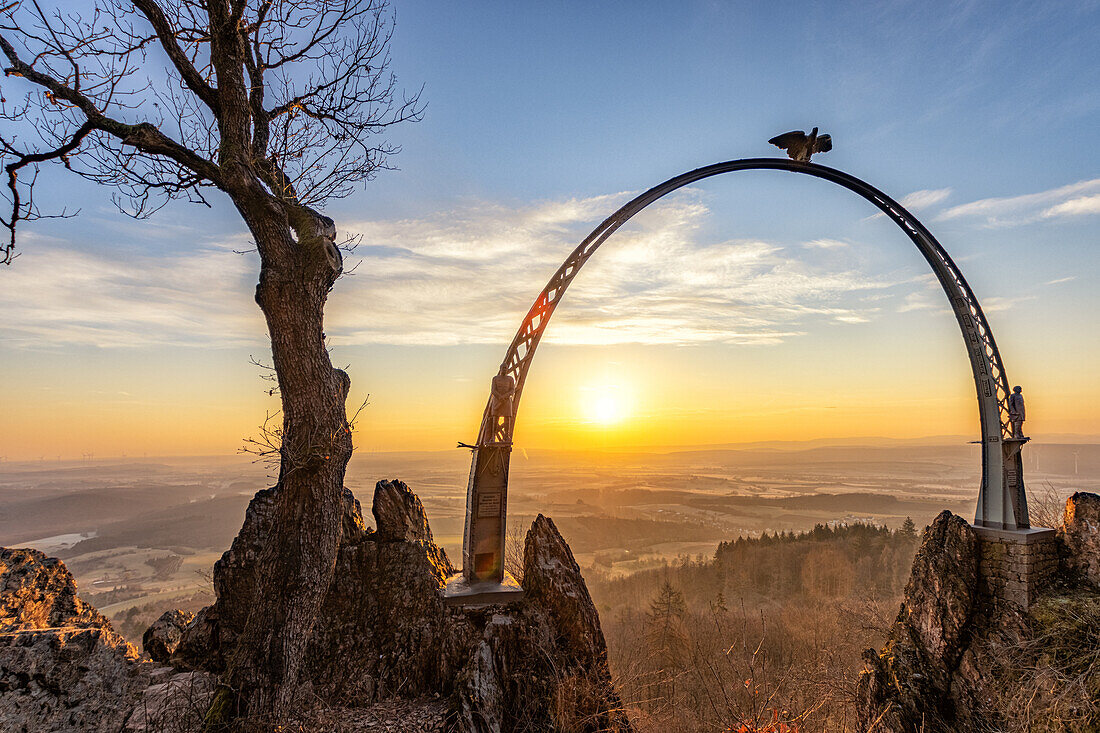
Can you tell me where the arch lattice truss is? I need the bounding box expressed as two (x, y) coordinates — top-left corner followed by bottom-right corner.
(463, 158), (1028, 587)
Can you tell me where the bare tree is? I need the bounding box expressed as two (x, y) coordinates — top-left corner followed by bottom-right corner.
(0, 0), (420, 724)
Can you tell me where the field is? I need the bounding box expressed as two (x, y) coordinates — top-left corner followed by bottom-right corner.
(1, 439), (1096, 648)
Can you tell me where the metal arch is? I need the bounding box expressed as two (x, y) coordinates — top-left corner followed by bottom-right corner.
(463, 158), (1028, 584)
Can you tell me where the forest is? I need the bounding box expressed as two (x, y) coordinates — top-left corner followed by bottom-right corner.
(588, 521), (922, 732)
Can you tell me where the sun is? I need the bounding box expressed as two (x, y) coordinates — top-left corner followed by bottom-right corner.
(582, 386), (630, 425)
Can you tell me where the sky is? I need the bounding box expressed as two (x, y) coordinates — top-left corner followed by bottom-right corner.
(2, 0), (1099, 459)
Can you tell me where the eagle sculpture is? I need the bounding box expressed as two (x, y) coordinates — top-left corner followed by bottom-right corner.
(768, 127), (832, 162)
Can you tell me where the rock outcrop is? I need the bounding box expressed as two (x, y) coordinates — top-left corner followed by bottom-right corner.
(1, 547), (111, 632)
(1061, 491), (1100, 587)
(373, 478), (434, 542)
(858, 499), (1100, 733)
(0, 480), (629, 731)
(172, 483), (366, 672)
(452, 515), (631, 732)
(143, 609), (194, 663)
(124, 670), (216, 733)
(0, 547), (180, 732)
(176, 478), (631, 731)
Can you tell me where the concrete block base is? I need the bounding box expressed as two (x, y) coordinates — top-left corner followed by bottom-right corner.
(972, 524), (1058, 610)
(442, 571), (524, 607)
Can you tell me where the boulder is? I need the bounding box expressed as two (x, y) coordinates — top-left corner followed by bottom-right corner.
(124, 670), (217, 733)
(373, 478), (434, 542)
(142, 609), (194, 663)
(0, 547), (111, 632)
(1061, 491), (1100, 587)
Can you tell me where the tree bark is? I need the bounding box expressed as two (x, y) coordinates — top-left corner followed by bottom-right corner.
(215, 196), (352, 727)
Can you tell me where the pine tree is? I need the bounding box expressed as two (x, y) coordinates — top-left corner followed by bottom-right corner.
(900, 516), (918, 539)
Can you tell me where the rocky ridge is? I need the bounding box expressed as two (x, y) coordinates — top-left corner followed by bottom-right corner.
(0, 479), (630, 731)
(176, 477), (632, 731)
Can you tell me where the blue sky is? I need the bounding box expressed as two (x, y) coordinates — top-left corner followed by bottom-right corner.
(2, 0), (1099, 457)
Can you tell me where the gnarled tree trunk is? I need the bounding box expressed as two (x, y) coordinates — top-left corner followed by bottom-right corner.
(221, 202), (353, 723)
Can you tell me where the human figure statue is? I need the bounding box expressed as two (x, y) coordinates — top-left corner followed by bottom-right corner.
(1008, 385), (1026, 438)
(489, 374), (515, 421)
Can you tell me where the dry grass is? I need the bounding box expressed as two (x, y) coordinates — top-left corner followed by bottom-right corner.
(983, 589), (1100, 732)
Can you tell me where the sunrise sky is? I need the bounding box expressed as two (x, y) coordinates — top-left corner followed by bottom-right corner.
(2, 0), (1099, 460)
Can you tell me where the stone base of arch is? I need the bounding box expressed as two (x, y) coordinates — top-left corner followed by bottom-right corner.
(972, 524), (1058, 609)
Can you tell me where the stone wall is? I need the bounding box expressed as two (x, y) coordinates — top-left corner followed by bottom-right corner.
(973, 526), (1058, 609)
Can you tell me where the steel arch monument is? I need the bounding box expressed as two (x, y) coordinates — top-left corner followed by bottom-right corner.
(448, 157), (1034, 599)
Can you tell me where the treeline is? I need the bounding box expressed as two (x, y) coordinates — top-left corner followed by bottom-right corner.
(712, 520), (918, 601)
(587, 521), (922, 732)
(588, 520), (919, 616)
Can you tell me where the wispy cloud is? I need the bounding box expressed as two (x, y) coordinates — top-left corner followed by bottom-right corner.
(3, 191), (903, 349)
(897, 290), (948, 314)
(1042, 194), (1100, 219)
(328, 191), (896, 346)
(803, 238), (849, 249)
(1045, 276), (1077, 286)
(899, 188), (952, 210)
(938, 179), (1100, 226)
(867, 188), (952, 220)
(0, 240), (262, 348)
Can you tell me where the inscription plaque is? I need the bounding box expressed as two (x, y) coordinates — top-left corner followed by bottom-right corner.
(478, 492), (501, 519)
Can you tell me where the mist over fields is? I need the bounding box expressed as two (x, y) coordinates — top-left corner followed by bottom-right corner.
(1, 438), (1096, 642)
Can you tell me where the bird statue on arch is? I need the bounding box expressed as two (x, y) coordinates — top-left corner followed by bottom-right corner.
(769, 127), (832, 162)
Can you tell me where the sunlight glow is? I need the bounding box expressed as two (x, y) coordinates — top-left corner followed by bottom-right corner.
(582, 385), (630, 426)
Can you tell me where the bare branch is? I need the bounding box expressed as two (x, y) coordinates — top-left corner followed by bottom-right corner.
(1, 119), (92, 264)
(0, 0), (419, 257)
(129, 0), (220, 113)
(0, 35), (223, 181)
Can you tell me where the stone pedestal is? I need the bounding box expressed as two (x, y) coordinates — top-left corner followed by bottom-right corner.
(972, 525), (1057, 609)
(442, 571), (524, 607)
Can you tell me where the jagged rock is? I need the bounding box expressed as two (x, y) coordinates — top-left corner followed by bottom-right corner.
(0, 547), (161, 731)
(522, 514), (611, 667)
(453, 515), (633, 733)
(306, 526), (457, 703)
(1061, 491), (1100, 587)
(900, 511), (979, 669)
(859, 497), (1100, 732)
(0, 547), (111, 632)
(857, 511), (983, 732)
(373, 478), (434, 542)
(179, 481), (631, 731)
(0, 627), (154, 732)
(143, 609), (194, 663)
